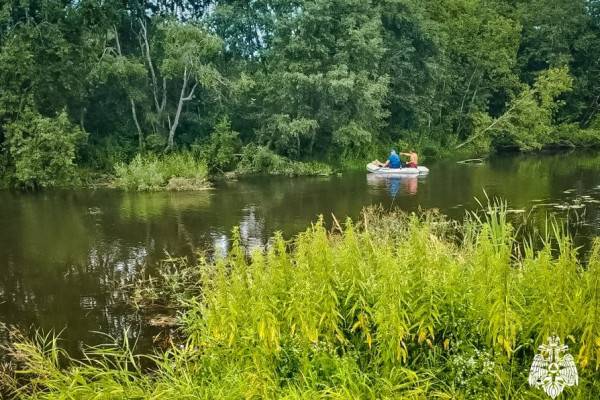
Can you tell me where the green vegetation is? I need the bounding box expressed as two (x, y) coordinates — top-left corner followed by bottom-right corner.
(2, 1), (600, 187)
(4, 205), (600, 398)
(114, 153), (209, 191)
(236, 145), (333, 177)
(3, 109), (85, 189)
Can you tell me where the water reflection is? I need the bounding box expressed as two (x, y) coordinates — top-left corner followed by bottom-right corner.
(0, 190), (213, 354)
(366, 174), (419, 197)
(239, 206), (266, 250)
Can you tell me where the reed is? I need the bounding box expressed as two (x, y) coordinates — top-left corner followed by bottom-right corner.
(3, 205), (600, 399)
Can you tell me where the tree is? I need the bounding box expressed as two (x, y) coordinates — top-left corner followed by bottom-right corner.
(160, 21), (223, 151)
(459, 67), (573, 151)
(256, 0), (389, 159)
(517, 0), (600, 124)
(96, 26), (148, 151)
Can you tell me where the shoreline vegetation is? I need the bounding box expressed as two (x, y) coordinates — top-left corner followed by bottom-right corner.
(1, 116), (598, 192)
(7, 142), (600, 192)
(2, 205), (600, 398)
(52, 142), (600, 192)
(101, 147), (335, 191)
(2, 1), (600, 190)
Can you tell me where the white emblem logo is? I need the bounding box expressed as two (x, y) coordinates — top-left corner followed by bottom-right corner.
(528, 335), (578, 399)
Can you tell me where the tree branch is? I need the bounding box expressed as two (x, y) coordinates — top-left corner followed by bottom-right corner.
(183, 82), (198, 101)
(455, 92), (532, 149)
(165, 67), (191, 151)
(113, 25), (122, 55)
(131, 98), (144, 151)
(139, 19), (161, 114)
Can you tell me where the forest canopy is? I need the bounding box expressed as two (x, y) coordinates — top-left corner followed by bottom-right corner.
(1, 0), (600, 187)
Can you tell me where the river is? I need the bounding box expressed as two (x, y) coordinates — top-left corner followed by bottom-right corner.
(1, 151), (600, 353)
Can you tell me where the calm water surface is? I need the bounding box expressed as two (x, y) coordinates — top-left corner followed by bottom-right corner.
(1, 151), (600, 352)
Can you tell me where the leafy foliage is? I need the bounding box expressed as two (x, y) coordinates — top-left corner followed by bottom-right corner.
(464, 67), (574, 151)
(236, 145), (332, 176)
(5, 207), (600, 398)
(5, 109), (85, 188)
(196, 116), (242, 173)
(114, 153), (208, 191)
(1, 0), (600, 187)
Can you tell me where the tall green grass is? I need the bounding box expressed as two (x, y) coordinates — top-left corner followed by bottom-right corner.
(4, 206), (600, 399)
(114, 153), (209, 191)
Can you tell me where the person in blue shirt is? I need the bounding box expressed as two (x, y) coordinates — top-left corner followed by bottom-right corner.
(372, 150), (402, 169)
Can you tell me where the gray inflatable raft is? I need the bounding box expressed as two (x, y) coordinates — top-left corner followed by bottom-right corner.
(366, 162), (429, 176)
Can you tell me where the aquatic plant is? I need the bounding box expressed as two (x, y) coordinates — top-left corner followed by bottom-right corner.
(3, 206), (600, 399)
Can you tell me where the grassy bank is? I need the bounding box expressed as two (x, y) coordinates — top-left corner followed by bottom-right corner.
(3, 204), (600, 399)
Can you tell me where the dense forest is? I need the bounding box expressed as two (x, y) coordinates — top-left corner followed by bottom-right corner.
(1, 0), (600, 188)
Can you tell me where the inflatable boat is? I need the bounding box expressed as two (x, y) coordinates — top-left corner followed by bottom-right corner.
(366, 162), (429, 176)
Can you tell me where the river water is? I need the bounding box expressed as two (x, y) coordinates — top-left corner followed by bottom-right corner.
(1, 151), (600, 353)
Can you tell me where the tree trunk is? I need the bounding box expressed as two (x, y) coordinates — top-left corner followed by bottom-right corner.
(80, 107), (86, 132)
(140, 19), (162, 115)
(583, 95), (600, 127)
(456, 67), (478, 136)
(166, 84), (186, 151)
(131, 98), (144, 151)
(113, 26), (144, 151)
(165, 69), (196, 152)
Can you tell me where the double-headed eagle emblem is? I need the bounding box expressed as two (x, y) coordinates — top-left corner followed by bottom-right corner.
(528, 335), (578, 399)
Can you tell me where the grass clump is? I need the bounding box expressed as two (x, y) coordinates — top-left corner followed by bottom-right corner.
(4, 205), (600, 399)
(113, 153), (209, 191)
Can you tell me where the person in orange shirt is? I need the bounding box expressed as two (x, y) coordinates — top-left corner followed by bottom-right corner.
(400, 150), (418, 168)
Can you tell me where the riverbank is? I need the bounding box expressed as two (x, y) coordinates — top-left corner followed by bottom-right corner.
(82, 139), (600, 192)
(2, 135), (599, 191)
(3, 205), (599, 399)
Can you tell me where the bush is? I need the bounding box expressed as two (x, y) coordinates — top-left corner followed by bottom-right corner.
(237, 145), (332, 176)
(333, 121), (372, 158)
(79, 135), (133, 172)
(6, 206), (600, 398)
(160, 152), (207, 180)
(4, 109), (85, 189)
(257, 115), (319, 158)
(550, 124), (600, 148)
(114, 153), (208, 191)
(195, 117), (242, 173)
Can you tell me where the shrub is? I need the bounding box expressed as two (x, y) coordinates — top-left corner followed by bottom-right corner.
(237, 145), (332, 176)
(114, 153), (208, 191)
(258, 114), (319, 158)
(333, 121), (372, 158)
(4, 109), (85, 189)
(114, 154), (164, 191)
(551, 123), (600, 148)
(196, 117), (242, 173)
(5, 206), (600, 398)
(161, 152), (207, 180)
